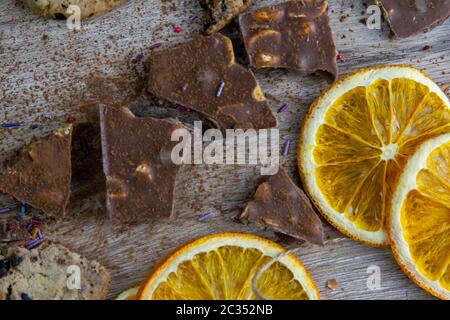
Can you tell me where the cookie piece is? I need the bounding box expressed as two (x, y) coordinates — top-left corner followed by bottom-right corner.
(0, 126), (73, 217)
(240, 167), (324, 245)
(100, 106), (188, 223)
(0, 243), (110, 300)
(147, 34), (277, 130)
(377, 0), (450, 38)
(199, 0), (256, 34)
(239, 0), (338, 81)
(25, 0), (127, 20)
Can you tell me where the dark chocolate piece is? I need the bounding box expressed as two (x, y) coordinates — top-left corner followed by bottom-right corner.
(377, 0), (450, 38)
(0, 126), (73, 217)
(100, 106), (188, 223)
(147, 34), (277, 130)
(239, 0), (338, 81)
(240, 168), (324, 245)
(199, 0), (256, 34)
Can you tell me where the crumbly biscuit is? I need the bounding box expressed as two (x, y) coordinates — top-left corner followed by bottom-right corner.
(0, 243), (110, 300)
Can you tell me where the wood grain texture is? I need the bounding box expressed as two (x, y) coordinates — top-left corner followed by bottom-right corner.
(0, 0), (448, 300)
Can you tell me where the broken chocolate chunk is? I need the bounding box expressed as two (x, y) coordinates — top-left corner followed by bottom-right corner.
(147, 34), (277, 130)
(240, 167), (324, 245)
(199, 0), (256, 34)
(377, 0), (450, 38)
(100, 106), (188, 223)
(0, 126), (73, 217)
(239, 0), (338, 81)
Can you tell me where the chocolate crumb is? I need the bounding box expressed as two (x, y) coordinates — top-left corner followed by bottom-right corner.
(327, 279), (338, 290)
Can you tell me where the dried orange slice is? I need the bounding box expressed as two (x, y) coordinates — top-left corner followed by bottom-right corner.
(299, 65), (450, 246)
(137, 233), (319, 300)
(114, 286), (140, 300)
(389, 133), (450, 300)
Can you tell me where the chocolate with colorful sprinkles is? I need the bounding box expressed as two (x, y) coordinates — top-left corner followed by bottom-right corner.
(147, 34), (277, 130)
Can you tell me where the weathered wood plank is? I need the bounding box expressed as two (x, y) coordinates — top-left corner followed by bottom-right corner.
(0, 0), (448, 299)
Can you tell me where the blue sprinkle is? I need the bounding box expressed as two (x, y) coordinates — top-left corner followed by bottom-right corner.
(283, 139), (291, 156)
(197, 212), (214, 222)
(1, 123), (24, 128)
(0, 207), (13, 214)
(19, 204), (28, 214)
(215, 81), (225, 97)
(277, 103), (288, 113)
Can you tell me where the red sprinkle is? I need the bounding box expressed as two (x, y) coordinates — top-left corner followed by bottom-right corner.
(337, 53), (344, 62)
(174, 26), (182, 33)
(67, 116), (76, 124)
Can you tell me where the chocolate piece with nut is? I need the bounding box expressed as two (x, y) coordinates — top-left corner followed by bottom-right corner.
(0, 126), (73, 217)
(240, 167), (324, 245)
(239, 0), (338, 81)
(377, 0), (450, 38)
(199, 0), (256, 34)
(100, 106), (188, 223)
(147, 34), (277, 130)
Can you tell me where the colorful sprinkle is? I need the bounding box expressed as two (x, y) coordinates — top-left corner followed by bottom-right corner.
(215, 81), (225, 97)
(25, 238), (44, 250)
(150, 43), (162, 49)
(0, 207), (14, 214)
(277, 103), (288, 113)
(19, 204), (28, 214)
(134, 53), (143, 62)
(0, 123), (24, 128)
(283, 139), (291, 156)
(337, 52), (344, 62)
(67, 116), (76, 124)
(197, 212), (215, 222)
(30, 124), (39, 129)
(30, 227), (39, 239)
(174, 26), (182, 33)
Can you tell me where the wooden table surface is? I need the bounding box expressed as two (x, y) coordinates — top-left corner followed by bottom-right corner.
(1, 0), (449, 300)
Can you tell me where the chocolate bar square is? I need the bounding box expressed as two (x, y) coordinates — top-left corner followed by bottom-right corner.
(239, 0), (338, 80)
(240, 167), (324, 245)
(147, 34), (277, 130)
(377, 0), (450, 38)
(100, 106), (188, 223)
(0, 126), (73, 217)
